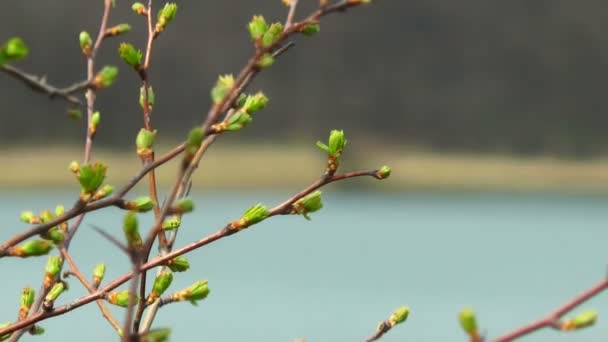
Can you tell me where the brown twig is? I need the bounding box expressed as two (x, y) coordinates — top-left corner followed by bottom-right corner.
(0, 167), (383, 337)
(0, 64), (88, 106)
(285, 0), (300, 29)
(60, 247), (123, 335)
(493, 277), (608, 341)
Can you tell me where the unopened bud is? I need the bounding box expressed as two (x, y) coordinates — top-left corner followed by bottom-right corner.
(126, 196), (155, 212)
(79, 31), (92, 56)
(147, 271), (173, 304)
(107, 290), (138, 308)
(93, 66), (118, 88)
(291, 191), (323, 220)
(11, 240), (53, 257)
(92, 263), (106, 288)
(167, 256), (190, 272)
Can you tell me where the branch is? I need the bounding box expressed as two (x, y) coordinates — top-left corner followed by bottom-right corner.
(0, 64), (88, 106)
(493, 277), (608, 341)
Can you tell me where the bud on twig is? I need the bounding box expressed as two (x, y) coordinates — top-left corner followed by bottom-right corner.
(248, 15), (268, 42)
(162, 216), (182, 231)
(257, 53), (275, 68)
(93, 66), (118, 88)
(561, 310), (598, 331)
(388, 306), (409, 327)
(79, 31), (92, 56)
(118, 42), (142, 70)
(156, 3), (178, 33)
(107, 290), (138, 308)
(141, 328), (171, 342)
(211, 74), (235, 105)
(167, 256), (190, 272)
(44, 282), (65, 303)
(459, 307), (479, 339)
(123, 212), (142, 251)
(89, 111), (101, 136)
(92, 263), (106, 288)
(132, 2), (146, 15)
(43, 256), (62, 289)
(299, 22), (320, 36)
(147, 271), (173, 304)
(125, 196), (155, 212)
(19, 287), (35, 320)
(28, 325), (44, 336)
(92, 184), (114, 201)
(0, 37), (29, 65)
(11, 240), (53, 258)
(230, 204), (269, 231)
(105, 24), (131, 37)
(185, 127), (204, 160)
(242, 92), (269, 114)
(0, 321), (11, 341)
(316, 130), (347, 173)
(170, 280), (209, 306)
(20, 211), (39, 224)
(375, 165), (391, 180)
(139, 85), (155, 111)
(262, 22), (284, 47)
(136, 128), (157, 158)
(171, 198), (194, 214)
(77, 162), (108, 199)
(291, 191), (323, 220)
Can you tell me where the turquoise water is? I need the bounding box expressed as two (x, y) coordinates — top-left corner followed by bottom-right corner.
(1, 191), (607, 341)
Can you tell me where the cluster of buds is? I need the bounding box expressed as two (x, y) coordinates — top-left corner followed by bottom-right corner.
(459, 308), (480, 341)
(43, 256), (62, 289)
(136, 128), (157, 158)
(73, 161), (110, 202)
(9, 240), (53, 258)
(107, 290), (138, 308)
(123, 212), (143, 251)
(560, 310), (598, 331)
(147, 271), (173, 304)
(118, 42), (142, 70)
(248, 16), (283, 49)
(290, 191), (323, 220)
(211, 92), (269, 133)
(18, 287), (35, 320)
(316, 130), (347, 174)
(43, 282), (66, 310)
(92, 263), (106, 288)
(166, 256), (190, 272)
(169, 280), (209, 306)
(20, 205), (68, 242)
(93, 65), (118, 89)
(105, 23), (131, 37)
(230, 204), (269, 231)
(155, 3), (178, 34)
(0, 37), (28, 66)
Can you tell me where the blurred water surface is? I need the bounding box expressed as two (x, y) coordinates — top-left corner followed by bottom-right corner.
(1, 190), (607, 341)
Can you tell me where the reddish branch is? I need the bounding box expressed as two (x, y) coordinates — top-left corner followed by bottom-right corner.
(493, 277), (608, 341)
(0, 168), (382, 337)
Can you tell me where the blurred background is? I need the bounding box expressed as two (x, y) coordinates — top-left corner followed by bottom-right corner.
(1, 1), (608, 341)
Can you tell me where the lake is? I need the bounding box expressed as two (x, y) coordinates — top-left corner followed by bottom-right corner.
(1, 190), (607, 341)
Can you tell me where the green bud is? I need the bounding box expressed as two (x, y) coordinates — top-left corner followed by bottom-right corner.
(563, 310), (598, 330)
(376, 165), (391, 180)
(93, 65), (118, 88)
(69, 160), (80, 174)
(248, 15), (268, 41)
(389, 306), (409, 326)
(236, 93), (248, 107)
(172, 280), (209, 305)
(118, 42), (142, 69)
(328, 129), (347, 156)
(173, 198), (194, 214)
(79, 31), (92, 55)
(45, 256), (62, 278)
(93, 184), (114, 200)
(39, 210), (54, 223)
(19, 287), (35, 319)
(46, 228), (64, 244)
(232, 204), (269, 230)
(77, 162), (107, 194)
(148, 271), (173, 303)
(141, 328), (171, 342)
(54, 205), (65, 216)
(12, 240), (53, 257)
(123, 212), (142, 250)
(223, 111), (252, 132)
(256, 53), (275, 68)
(126, 196), (155, 212)
(299, 22), (320, 36)
(292, 190), (323, 220)
(167, 256), (190, 272)
(93, 263), (106, 287)
(262, 22), (284, 47)
(106, 24), (131, 36)
(45, 282), (65, 302)
(186, 127), (204, 156)
(162, 215), (182, 231)
(107, 290), (138, 308)
(136, 128), (157, 157)
(242, 92), (269, 113)
(20, 211), (37, 224)
(156, 3), (178, 32)
(132, 2), (146, 15)
(29, 325), (45, 336)
(67, 108), (83, 121)
(2, 37), (29, 61)
(211, 74), (235, 105)
(90, 111), (101, 134)
(139, 85), (155, 110)
(459, 308), (477, 335)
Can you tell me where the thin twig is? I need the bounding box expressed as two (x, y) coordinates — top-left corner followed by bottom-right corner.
(285, 0), (300, 29)
(493, 277), (608, 341)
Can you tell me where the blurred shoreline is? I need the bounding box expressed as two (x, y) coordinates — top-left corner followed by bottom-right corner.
(2, 145), (608, 194)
